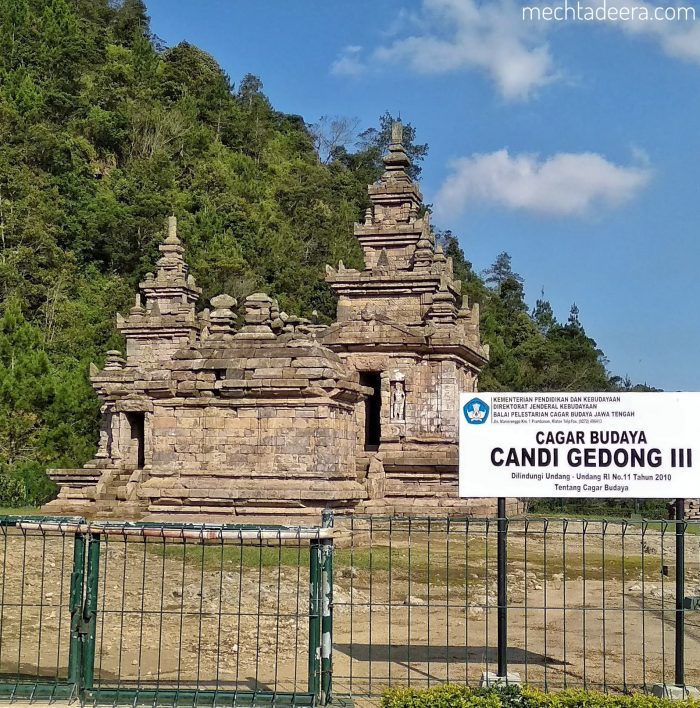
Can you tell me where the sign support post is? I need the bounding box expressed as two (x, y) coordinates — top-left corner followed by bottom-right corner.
(497, 496), (508, 679)
(675, 497), (685, 689)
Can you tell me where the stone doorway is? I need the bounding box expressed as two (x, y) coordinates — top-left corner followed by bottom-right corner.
(360, 372), (382, 451)
(126, 412), (145, 469)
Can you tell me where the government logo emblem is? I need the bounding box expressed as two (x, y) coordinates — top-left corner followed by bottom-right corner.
(463, 397), (490, 425)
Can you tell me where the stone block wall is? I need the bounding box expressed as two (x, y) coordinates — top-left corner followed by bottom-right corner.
(149, 402), (357, 481)
(336, 294), (424, 324)
(125, 333), (195, 367)
(362, 242), (414, 271)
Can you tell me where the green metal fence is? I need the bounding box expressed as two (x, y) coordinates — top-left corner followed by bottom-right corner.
(0, 517), (333, 706)
(0, 516), (83, 701)
(331, 515), (700, 697)
(2, 513), (700, 704)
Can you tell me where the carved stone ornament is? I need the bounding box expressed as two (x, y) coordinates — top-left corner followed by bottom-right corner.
(390, 379), (406, 421)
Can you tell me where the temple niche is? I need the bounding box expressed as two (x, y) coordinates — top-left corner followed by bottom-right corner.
(45, 123), (514, 520)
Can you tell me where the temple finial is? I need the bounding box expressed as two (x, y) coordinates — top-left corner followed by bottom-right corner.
(381, 121), (411, 182)
(165, 215), (180, 245)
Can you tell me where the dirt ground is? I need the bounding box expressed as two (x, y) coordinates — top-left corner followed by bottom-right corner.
(0, 519), (698, 699)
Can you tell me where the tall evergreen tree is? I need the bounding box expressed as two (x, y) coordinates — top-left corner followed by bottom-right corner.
(533, 291), (557, 335)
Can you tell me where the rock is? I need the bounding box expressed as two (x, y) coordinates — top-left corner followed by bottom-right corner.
(642, 541), (658, 555)
(467, 606), (485, 620)
(338, 566), (359, 579)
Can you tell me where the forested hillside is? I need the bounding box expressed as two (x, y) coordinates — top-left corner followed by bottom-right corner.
(0, 0), (654, 505)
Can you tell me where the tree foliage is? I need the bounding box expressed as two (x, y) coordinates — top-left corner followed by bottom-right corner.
(0, 0), (653, 506)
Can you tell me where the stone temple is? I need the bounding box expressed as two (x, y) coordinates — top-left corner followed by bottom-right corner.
(46, 123), (508, 520)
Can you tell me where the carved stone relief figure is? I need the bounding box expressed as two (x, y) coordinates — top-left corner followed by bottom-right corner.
(96, 405), (112, 459)
(390, 375), (406, 421)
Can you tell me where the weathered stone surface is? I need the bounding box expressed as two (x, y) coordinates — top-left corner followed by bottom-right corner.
(46, 127), (508, 521)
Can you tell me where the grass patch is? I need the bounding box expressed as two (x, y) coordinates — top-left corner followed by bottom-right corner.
(0, 507), (42, 517)
(143, 538), (665, 585)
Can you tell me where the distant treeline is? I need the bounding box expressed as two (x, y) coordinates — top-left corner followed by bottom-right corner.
(0, 0), (656, 506)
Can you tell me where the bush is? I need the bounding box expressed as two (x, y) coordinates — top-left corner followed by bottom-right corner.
(0, 461), (58, 507)
(9, 461), (57, 506)
(381, 685), (696, 708)
(0, 474), (29, 508)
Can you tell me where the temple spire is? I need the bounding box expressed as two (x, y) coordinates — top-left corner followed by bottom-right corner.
(165, 215), (180, 245)
(381, 121), (412, 183)
(133, 215), (201, 318)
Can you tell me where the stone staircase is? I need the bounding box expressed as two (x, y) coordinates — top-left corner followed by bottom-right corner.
(44, 466), (149, 519)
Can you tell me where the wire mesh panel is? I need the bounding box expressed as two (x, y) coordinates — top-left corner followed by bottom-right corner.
(0, 517), (84, 700)
(333, 515), (700, 697)
(85, 524), (325, 706)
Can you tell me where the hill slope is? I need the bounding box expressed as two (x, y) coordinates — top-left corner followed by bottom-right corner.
(0, 0), (652, 504)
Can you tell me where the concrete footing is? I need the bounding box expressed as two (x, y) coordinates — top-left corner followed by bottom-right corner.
(480, 671), (522, 687)
(651, 684), (700, 700)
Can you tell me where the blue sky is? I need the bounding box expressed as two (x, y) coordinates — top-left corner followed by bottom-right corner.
(147, 0), (700, 391)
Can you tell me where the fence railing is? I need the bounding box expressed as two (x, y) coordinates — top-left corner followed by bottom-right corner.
(332, 515), (700, 697)
(0, 514), (698, 704)
(0, 517), (333, 706)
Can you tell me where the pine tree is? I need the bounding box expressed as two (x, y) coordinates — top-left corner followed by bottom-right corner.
(0, 301), (54, 468)
(111, 0), (149, 43)
(532, 290), (557, 335)
(483, 251), (523, 290)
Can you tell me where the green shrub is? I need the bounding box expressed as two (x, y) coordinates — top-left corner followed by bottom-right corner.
(0, 474), (28, 507)
(9, 461), (57, 506)
(0, 461), (57, 507)
(381, 685), (696, 708)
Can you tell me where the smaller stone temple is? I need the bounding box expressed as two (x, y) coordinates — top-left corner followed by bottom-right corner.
(46, 123), (511, 520)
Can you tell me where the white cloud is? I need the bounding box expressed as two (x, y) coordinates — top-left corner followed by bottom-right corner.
(371, 0), (557, 100)
(331, 0), (700, 99)
(330, 46), (367, 77)
(435, 149), (652, 217)
(574, 0), (700, 63)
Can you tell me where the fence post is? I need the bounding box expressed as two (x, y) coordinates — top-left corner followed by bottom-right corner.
(497, 497), (508, 679)
(308, 536), (321, 698)
(67, 532), (86, 687)
(81, 532), (101, 691)
(675, 499), (685, 688)
(320, 510), (334, 705)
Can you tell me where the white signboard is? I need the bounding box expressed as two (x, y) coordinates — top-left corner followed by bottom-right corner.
(459, 392), (700, 498)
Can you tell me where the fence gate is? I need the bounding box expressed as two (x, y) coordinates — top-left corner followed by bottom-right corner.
(0, 518), (333, 706)
(0, 516), (85, 701)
